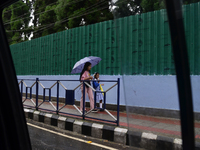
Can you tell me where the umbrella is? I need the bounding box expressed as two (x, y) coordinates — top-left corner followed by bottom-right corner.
(71, 56), (101, 74)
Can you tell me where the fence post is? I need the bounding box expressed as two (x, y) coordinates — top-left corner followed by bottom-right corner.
(94, 91), (96, 109)
(36, 78), (39, 111)
(117, 78), (120, 126)
(83, 81), (85, 120)
(104, 92), (106, 110)
(30, 88), (32, 99)
(56, 80), (59, 114)
(21, 80), (23, 101)
(26, 87), (28, 99)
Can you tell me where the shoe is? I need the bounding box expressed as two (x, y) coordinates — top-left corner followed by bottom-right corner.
(100, 109), (104, 112)
(92, 109), (98, 113)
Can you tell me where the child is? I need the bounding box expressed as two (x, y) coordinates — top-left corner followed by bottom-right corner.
(93, 72), (104, 111)
(80, 62), (98, 113)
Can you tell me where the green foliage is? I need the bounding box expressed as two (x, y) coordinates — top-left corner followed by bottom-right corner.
(112, 0), (142, 18)
(140, 0), (165, 13)
(32, 0), (114, 38)
(32, 0), (57, 39)
(2, 0), (31, 45)
(39, 5), (57, 36)
(183, 0), (200, 4)
(140, 0), (200, 13)
(3, 0), (200, 45)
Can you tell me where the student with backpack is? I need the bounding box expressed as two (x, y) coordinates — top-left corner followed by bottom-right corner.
(93, 72), (104, 111)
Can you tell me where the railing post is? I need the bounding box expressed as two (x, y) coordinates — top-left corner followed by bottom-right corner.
(21, 80), (23, 101)
(104, 92), (106, 110)
(94, 91), (96, 109)
(30, 88), (32, 99)
(36, 78), (39, 111)
(26, 87), (28, 99)
(56, 80), (59, 114)
(49, 89), (51, 102)
(117, 78), (120, 126)
(83, 81), (85, 120)
(43, 88), (45, 102)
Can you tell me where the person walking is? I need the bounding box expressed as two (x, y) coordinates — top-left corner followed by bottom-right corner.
(80, 62), (98, 113)
(93, 72), (104, 111)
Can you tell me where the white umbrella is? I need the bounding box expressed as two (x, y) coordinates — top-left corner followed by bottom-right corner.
(71, 56), (101, 74)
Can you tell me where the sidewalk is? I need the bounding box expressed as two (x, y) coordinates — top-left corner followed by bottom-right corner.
(23, 98), (200, 143)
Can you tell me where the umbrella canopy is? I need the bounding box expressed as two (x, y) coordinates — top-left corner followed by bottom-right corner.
(71, 56), (101, 74)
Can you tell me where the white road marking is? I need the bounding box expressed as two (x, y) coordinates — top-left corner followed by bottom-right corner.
(27, 123), (118, 150)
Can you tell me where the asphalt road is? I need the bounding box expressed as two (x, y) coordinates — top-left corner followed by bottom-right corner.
(27, 121), (144, 150)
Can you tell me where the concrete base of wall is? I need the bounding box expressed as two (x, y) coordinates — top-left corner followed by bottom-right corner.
(126, 106), (200, 121)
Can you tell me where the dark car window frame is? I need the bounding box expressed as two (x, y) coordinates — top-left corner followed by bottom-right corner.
(0, 0), (195, 150)
(0, 0), (32, 149)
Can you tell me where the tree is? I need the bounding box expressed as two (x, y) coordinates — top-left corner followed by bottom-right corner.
(140, 0), (200, 13)
(30, 0), (114, 39)
(31, 0), (58, 39)
(4, 0), (200, 44)
(2, 0), (31, 45)
(183, 0), (200, 4)
(2, 6), (13, 43)
(83, 0), (114, 26)
(54, 0), (114, 29)
(39, 5), (57, 36)
(140, 0), (165, 13)
(112, 0), (142, 18)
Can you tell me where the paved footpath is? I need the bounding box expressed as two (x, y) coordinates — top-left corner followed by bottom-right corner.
(24, 98), (200, 143)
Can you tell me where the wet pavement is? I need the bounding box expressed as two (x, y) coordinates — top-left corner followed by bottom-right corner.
(28, 121), (143, 150)
(24, 98), (200, 143)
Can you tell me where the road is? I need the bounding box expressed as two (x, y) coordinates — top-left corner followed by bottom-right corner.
(27, 121), (144, 150)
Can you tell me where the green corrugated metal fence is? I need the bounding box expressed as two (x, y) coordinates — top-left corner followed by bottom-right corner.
(10, 3), (200, 75)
